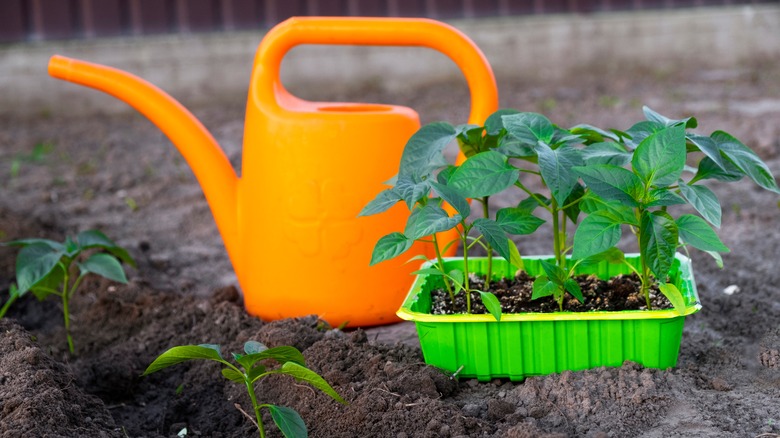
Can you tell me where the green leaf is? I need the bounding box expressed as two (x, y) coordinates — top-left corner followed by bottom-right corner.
(502, 112), (554, 144)
(495, 133), (536, 158)
(398, 122), (457, 178)
(496, 208), (545, 235)
(64, 236), (79, 256)
(563, 183), (585, 223)
(244, 341), (267, 355)
(678, 182), (721, 228)
(478, 291), (502, 322)
(573, 165), (643, 206)
(78, 253), (128, 284)
(581, 142), (632, 166)
(551, 128), (581, 148)
(517, 194), (550, 214)
(675, 214), (730, 253)
(569, 124), (622, 143)
(279, 362), (347, 405)
(15, 243), (64, 294)
(687, 134), (725, 170)
(473, 218), (511, 263)
(485, 109), (520, 135)
(640, 211), (678, 280)
(572, 211), (623, 259)
(624, 120), (665, 149)
(578, 194), (638, 225)
(632, 125), (687, 187)
(394, 175), (430, 209)
(436, 165), (458, 185)
(359, 189), (402, 216)
(507, 239), (524, 271)
(658, 283), (686, 315)
(705, 250), (724, 269)
(578, 247), (626, 267)
(221, 368), (245, 383)
(429, 181), (471, 217)
(691, 156), (743, 183)
(404, 205), (460, 241)
(531, 276), (556, 300)
(404, 254), (430, 266)
(448, 269), (464, 293)
(370, 233), (413, 265)
(246, 364), (267, 382)
(646, 189), (685, 207)
(457, 126), (485, 158)
(642, 106), (697, 129)
(29, 267), (64, 300)
(535, 143), (582, 204)
(448, 151), (519, 198)
(143, 345), (225, 375)
(243, 346), (307, 374)
(539, 260), (567, 286)
(3, 238), (64, 251)
(564, 279), (584, 303)
(267, 405), (307, 438)
(77, 230), (136, 268)
(713, 131), (780, 194)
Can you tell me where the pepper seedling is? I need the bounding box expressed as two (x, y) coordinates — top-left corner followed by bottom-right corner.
(571, 106), (780, 310)
(360, 119), (549, 320)
(143, 341), (347, 438)
(1, 230), (135, 353)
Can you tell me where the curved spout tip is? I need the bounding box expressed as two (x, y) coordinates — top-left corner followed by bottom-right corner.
(48, 55), (75, 80)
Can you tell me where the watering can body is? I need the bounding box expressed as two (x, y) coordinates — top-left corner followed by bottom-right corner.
(48, 17), (498, 327)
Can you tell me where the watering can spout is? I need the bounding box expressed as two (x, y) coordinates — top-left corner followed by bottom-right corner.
(48, 55), (241, 266)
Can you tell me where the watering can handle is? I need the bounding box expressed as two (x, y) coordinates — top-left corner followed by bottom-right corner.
(254, 17), (498, 125)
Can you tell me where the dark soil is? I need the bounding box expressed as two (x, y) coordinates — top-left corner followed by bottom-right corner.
(430, 272), (672, 314)
(2, 58), (780, 437)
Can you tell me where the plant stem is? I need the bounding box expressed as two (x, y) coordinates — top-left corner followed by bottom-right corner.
(245, 381), (265, 438)
(460, 226), (472, 314)
(0, 295), (17, 319)
(482, 196), (492, 292)
(514, 181), (553, 214)
(62, 271), (74, 354)
(635, 208), (653, 310)
(551, 200), (563, 267)
(432, 233), (455, 305)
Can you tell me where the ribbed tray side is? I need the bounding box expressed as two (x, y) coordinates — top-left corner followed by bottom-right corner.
(410, 255), (694, 380)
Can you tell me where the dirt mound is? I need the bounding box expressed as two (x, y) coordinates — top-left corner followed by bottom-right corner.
(0, 319), (120, 438)
(2, 65), (780, 437)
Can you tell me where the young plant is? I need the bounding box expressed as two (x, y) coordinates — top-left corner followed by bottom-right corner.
(493, 111), (594, 310)
(571, 106), (780, 310)
(360, 120), (544, 319)
(0, 230), (135, 352)
(143, 341), (347, 438)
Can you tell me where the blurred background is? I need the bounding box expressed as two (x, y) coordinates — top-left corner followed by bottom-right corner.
(2, 0), (779, 116)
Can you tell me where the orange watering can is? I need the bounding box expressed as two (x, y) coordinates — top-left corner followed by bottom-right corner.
(48, 17), (498, 327)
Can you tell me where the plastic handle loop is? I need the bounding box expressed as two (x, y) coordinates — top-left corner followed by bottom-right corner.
(254, 17), (498, 125)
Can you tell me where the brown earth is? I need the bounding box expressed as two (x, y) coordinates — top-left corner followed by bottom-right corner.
(1, 59), (780, 437)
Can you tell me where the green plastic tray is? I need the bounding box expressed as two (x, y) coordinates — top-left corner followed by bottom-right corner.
(397, 253), (701, 381)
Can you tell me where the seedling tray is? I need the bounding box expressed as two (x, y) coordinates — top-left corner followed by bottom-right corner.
(397, 254), (701, 381)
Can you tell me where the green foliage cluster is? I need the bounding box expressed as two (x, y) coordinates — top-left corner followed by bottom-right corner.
(1, 230), (135, 352)
(144, 341), (347, 438)
(361, 106), (779, 316)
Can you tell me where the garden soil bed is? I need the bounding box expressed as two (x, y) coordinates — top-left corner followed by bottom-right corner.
(2, 63), (780, 437)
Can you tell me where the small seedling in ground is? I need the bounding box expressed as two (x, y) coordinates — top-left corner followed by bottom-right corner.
(0, 230), (135, 353)
(9, 142), (53, 179)
(144, 341), (347, 438)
